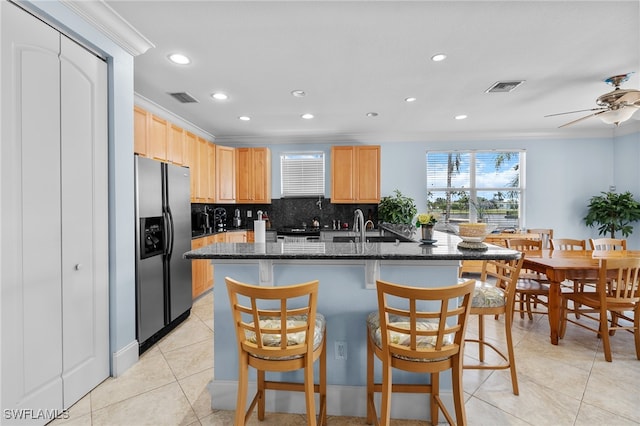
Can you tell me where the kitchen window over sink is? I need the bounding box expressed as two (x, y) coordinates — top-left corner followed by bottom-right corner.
(426, 150), (524, 231)
(281, 152), (325, 197)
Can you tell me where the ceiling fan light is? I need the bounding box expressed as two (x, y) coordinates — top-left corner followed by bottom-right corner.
(598, 107), (637, 125)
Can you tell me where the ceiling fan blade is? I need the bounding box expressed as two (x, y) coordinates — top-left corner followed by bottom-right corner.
(558, 110), (607, 128)
(544, 107), (606, 118)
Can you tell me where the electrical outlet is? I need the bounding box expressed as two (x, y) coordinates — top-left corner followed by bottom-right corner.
(247, 210), (252, 218)
(334, 341), (347, 360)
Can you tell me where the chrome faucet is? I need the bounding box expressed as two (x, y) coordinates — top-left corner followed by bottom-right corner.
(364, 219), (375, 230)
(353, 209), (365, 242)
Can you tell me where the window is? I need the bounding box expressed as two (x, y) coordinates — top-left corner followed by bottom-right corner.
(280, 152), (325, 197)
(426, 150), (523, 230)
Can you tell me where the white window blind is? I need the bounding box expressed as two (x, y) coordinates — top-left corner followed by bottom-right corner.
(280, 152), (325, 197)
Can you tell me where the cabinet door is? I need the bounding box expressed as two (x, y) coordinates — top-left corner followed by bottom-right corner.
(207, 142), (216, 202)
(226, 231), (247, 242)
(235, 147), (252, 203)
(252, 147), (271, 203)
(216, 145), (236, 203)
(168, 123), (185, 165)
(148, 114), (168, 161)
(355, 145), (380, 203)
(185, 131), (198, 201)
(197, 138), (210, 202)
(191, 238), (206, 299)
(134, 106), (148, 156)
(331, 146), (356, 202)
(60, 35), (109, 407)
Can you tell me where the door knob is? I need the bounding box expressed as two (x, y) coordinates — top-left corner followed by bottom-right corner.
(75, 264), (82, 271)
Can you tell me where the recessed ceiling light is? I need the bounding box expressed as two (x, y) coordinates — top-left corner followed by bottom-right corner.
(431, 53), (447, 62)
(238, 116), (251, 121)
(211, 92), (228, 101)
(405, 97), (417, 102)
(168, 53), (190, 65)
(455, 114), (468, 120)
(301, 113), (314, 119)
(366, 112), (379, 117)
(291, 90), (306, 97)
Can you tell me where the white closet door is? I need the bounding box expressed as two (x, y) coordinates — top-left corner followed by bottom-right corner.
(1, 1), (64, 415)
(60, 35), (109, 408)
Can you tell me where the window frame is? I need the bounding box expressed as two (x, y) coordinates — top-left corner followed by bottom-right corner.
(425, 149), (525, 230)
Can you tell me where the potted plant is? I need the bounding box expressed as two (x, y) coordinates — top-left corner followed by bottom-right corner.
(416, 213), (438, 240)
(583, 191), (640, 238)
(378, 190), (417, 236)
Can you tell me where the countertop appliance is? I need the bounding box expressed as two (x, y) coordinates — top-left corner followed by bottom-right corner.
(214, 207), (227, 231)
(135, 155), (192, 353)
(233, 208), (242, 228)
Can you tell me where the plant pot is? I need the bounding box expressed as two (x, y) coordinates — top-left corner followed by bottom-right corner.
(421, 225), (434, 240)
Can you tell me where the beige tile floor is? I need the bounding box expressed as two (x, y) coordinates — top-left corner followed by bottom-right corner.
(51, 288), (640, 426)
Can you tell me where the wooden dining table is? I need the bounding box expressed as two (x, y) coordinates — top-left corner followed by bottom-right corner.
(521, 249), (640, 345)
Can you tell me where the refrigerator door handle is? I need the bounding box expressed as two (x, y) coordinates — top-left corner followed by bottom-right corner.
(166, 207), (175, 260)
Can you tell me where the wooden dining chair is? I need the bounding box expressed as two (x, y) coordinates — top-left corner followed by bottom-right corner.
(505, 238), (549, 319)
(550, 238), (592, 317)
(559, 257), (640, 362)
(528, 228), (553, 249)
(225, 277), (327, 426)
(366, 279), (475, 426)
(589, 238), (627, 251)
(464, 257), (524, 395)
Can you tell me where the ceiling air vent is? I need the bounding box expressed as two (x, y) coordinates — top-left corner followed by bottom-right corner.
(485, 81), (525, 93)
(168, 92), (199, 103)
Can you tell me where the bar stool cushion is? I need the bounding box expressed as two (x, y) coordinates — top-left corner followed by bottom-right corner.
(245, 313), (326, 360)
(471, 281), (506, 308)
(366, 312), (453, 362)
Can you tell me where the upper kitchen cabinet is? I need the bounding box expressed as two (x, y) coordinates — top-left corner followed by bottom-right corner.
(236, 147), (272, 204)
(331, 145), (380, 203)
(168, 123), (185, 165)
(215, 145), (236, 203)
(133, 106), (186, 166)
(134, 105), (149, 156)
(148, 114), (168, 161)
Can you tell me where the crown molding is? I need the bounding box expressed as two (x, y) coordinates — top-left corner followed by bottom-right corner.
(60, 0), (154, 56)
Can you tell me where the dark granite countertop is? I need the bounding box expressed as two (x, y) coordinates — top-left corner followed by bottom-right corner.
(184, 231), (520, 261)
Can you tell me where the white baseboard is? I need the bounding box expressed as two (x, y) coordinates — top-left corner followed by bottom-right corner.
(111, 340), (139, 377)
(207, 379), (454, 421)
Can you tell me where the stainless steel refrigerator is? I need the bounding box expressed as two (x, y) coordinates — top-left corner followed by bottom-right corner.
(135, 155), (192, 353)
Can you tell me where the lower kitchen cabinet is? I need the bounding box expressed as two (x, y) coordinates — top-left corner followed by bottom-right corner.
(191, 236), (214, 299)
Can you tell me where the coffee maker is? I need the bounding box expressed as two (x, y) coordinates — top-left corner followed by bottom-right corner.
(232, 208), (242, 228)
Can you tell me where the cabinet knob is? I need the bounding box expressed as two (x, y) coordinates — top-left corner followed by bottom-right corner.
(75, 264), (82, 271)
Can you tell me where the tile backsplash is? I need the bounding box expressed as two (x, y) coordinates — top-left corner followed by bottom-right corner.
(192, 197), (378, 232)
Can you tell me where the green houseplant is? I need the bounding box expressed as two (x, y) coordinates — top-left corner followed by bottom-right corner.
(583, 191), (640, 238)
(378, 189), (417, 225)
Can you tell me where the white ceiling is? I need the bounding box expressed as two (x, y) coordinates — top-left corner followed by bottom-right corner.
(106, 0), (640, 144)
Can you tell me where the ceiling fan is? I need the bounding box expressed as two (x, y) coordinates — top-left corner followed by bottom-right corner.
(546, 73), (640, 128)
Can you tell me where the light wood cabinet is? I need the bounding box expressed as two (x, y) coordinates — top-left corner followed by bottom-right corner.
(215, 145), (236, 203)
(168, 123), (185, 165)
(226, 231), (247, 242)
(236, 147), (271, 203)
(134, 105), (149, 156)
(148, 114), (168, 161)
(191, 236), (214, 299)
(331, 145), (380, 203)
(196, 138), (211, 202)
(185, 131), (198, 201)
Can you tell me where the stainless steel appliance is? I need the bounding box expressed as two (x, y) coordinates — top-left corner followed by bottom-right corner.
(135, 155), (192, 353)
(276, 226), (321, 242)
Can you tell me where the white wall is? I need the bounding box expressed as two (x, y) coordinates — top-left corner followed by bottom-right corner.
(613, 131), (640, 249)
(256, 136), (620, 246)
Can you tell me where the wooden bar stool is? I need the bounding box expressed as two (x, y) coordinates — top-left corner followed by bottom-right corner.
(225, 277), (327, 426)
(366, 279), (476, 426)
(463, 257), (524, 395)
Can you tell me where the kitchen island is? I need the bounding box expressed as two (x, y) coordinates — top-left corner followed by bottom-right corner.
(184, 231), (520, 420)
